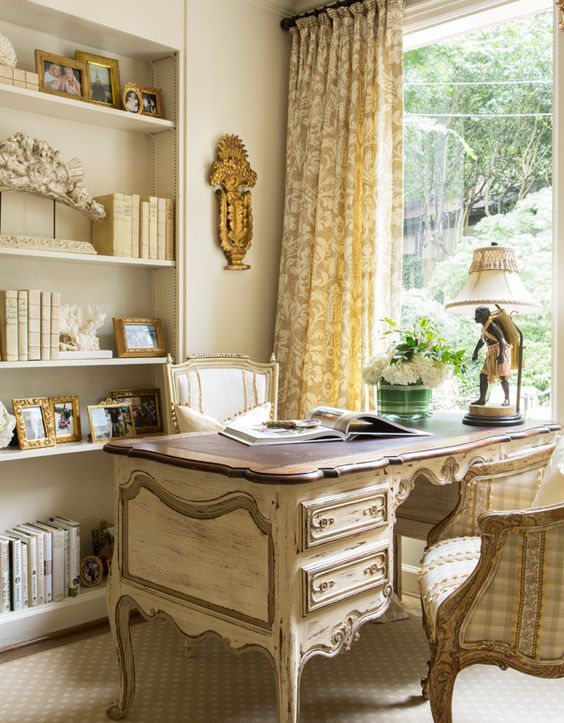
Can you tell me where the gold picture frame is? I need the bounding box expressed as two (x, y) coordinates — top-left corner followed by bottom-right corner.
(87, 398), (136, 443)
(12, 397), (56, 450)
(35, 50), (89, 101)
(80, 555), (104, 587)
(140, 85), (164, 118)
(122, 81), (142, 114)
(113, 317), (166, 358)
(75, 51), (121, 108)
(49, 395), (82, 444)
(110, 388), (163, 434)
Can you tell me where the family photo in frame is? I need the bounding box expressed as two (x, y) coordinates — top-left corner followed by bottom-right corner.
(113, 317), (165, 358)
(88, 400), (136, 442)
(12, 397), (56, 450)
(50, 396), (82, 444)
(110, 388), (163, 434)
(35, 50), (88, 101)
(75, 51), (121, 108)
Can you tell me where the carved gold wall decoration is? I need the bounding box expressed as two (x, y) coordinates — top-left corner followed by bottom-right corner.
(209, 134), (257, 270)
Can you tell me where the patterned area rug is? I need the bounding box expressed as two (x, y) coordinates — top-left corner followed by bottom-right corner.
(1, 598), (562, 722)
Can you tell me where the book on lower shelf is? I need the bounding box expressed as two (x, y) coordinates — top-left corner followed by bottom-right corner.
(220, 406), (431, 446)
(0, 288), (61, 362)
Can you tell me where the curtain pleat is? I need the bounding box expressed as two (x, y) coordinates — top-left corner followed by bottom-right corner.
(275, 0), (404, 418)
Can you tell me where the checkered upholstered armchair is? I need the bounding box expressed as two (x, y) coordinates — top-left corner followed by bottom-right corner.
(418, 439), (564, 723)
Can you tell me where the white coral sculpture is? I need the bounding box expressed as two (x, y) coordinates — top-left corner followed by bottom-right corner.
(0, 32), (17, 68)
(59, 304), (106, 352)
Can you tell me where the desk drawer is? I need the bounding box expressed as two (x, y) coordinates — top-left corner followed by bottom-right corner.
(301, 484), (389, 549)
(302, 545), (389, 614)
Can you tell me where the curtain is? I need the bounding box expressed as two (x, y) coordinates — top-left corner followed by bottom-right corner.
(274, 0), (404, 419)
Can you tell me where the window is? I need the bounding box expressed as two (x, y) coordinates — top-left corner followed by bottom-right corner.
(402, 9), (553, 415)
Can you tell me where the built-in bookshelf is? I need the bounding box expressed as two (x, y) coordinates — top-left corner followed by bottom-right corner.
(0, 1), (184, 649)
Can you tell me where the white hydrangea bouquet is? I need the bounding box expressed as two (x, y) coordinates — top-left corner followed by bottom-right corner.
(363, 317), (466, 389)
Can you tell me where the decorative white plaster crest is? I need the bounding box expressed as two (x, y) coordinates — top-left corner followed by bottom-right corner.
(0, 132), (106, 221)
(59, 305), (106, 352)
(0, 401), (16, 449)
(0, 235), (97, 255)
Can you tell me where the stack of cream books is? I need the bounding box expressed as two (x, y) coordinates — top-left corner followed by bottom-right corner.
(92, 193), (175, 260)
(0, 289), (61, 362)
(0, 515), (81, 614)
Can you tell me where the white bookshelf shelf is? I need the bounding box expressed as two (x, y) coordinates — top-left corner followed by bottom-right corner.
(0, 246), (175, 268)
(0, 582), (107, 627)
(0, 357), (167, 369)
(0, 83), (175, 134)
(0, 439), (106, 462)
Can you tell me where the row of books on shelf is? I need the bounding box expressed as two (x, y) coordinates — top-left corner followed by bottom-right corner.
(92, 193), (175, 260)
(0, 289), (60, 362)
(0, 516), (80, 614)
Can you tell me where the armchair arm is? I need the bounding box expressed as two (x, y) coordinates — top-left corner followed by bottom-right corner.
(428, 444), (555, 546)
(433, 500), (564, 667)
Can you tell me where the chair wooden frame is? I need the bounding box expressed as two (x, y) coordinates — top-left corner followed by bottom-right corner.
(420, 443), (564, 723)
(163, 353), (279, 433)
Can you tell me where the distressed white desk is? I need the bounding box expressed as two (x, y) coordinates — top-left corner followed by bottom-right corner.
(104, 415), (558, 723)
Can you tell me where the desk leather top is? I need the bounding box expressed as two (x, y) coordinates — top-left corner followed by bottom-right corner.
(104, 414), (559, 484)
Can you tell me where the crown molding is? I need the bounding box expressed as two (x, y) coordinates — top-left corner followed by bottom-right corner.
(244, 0), (296, 17)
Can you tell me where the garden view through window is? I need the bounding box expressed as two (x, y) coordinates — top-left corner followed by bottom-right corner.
(402, 9), (552, 417)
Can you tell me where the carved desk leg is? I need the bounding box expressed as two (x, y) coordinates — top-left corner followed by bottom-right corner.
(106, 593), (137, 720)
(274, 627), (301, 723)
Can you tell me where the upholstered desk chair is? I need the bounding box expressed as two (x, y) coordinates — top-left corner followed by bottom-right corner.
(163, 353), (279, 434)
(418, 439), (564, 723)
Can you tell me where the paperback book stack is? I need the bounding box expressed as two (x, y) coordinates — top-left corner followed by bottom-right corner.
(92, 193), (175, 261)
(0, 289), (61, 362)
(0, 515), (80, 614)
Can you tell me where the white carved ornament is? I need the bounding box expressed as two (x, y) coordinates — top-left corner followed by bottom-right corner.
(0, 401), (16, 449)
(0, 132), (106, 221)
(59, 304), (106, 352)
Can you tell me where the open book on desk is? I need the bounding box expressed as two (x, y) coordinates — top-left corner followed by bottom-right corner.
(220, 405), (431, 446)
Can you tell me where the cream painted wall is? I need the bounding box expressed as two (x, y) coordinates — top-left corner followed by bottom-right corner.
(185, 0), (290, 361)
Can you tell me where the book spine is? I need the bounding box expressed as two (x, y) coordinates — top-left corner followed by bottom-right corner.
(40, 291), (51, 361)
(19, 527), (44, 606)
(22, 534), (38, 607)
(62, 529), (69, 597)
(30, 527), (52, 604)
(0, 289), (18, 361)
(21, 543), (28, 608)
(165, 198), (175, 261)
(8, 538), (23, 611)
(49, 529), (64, 603)
(121, 194), (132, 258)
(140, 201), (150, 259)
(17, 290), (28, 361)
(0, 539), (9, 613)
(148, 197), (158, 259)
(157, 197), (166, 260)
(50, 291), (61, 361)
(27, 289), (41, 361)
(131, 193), (140, 258)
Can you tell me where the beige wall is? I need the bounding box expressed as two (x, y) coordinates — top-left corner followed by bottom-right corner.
(185, 0), (289, 361)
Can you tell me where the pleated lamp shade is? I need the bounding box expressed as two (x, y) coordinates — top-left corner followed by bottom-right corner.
(445, 244), (541, 315)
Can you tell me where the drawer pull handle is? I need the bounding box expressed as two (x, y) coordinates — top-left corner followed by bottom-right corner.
(313, 579), (335, 594)
(312, 515), (335, 531)
(363, 504), (383, 518)
(364, 561), (385, 577)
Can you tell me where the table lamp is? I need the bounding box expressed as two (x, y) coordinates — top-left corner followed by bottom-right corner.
(445, 242), (541, 426)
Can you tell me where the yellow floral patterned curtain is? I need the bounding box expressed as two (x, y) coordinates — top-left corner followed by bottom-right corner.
(274, 0), (404, 419)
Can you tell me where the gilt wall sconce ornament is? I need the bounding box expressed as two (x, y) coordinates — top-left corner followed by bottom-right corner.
(209, 134), (257, 270)
(559, 1), (564, 31)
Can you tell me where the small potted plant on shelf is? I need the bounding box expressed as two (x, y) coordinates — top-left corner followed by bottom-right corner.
(362, 317), (466, 421)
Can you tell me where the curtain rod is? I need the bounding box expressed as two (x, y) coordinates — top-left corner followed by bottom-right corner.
(281, 0), (360, 31)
